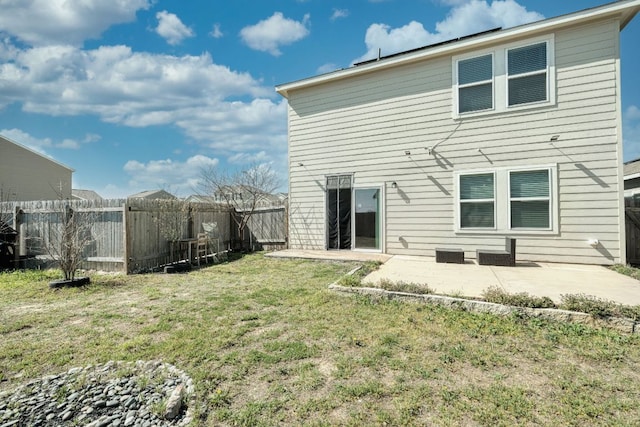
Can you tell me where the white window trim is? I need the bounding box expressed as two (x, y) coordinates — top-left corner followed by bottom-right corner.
(454, 164), (558, 235)
(505, 40), (551, 109)
(452, 34), (555, 119)
(456, 53), (495, 114)
(507, 168), (552, 231)
(352, 184), (385, 253)
(458, 172), (496, 230)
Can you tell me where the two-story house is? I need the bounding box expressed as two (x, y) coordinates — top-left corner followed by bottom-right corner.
(276, 0), (640, 265)
(0, 135), (73, 201)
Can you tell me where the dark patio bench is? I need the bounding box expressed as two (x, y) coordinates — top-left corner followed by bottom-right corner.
(435, 248), (465, 264)
(476, 237), (516, 266)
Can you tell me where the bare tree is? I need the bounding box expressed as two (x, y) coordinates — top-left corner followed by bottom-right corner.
(151, 199), (192, 263)
(199, 163), (280, 251)
(0, 186), (18, 271)
(43, 202), (95, 282)
(0, 186), (16, 231)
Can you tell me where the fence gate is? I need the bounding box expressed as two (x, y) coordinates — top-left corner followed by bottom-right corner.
(625, 197), (640, 265)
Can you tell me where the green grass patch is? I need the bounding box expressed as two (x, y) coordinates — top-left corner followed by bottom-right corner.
(377, 278), (434, 294)
(482, 286), (556, 308)
(610, 263), (640, 281)
(336, 261), (380, 286)
(560, 294), (640, 321)
(2, 254), (640, 425)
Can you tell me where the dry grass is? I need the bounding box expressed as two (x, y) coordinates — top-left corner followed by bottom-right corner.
(1, 254), (640, 426)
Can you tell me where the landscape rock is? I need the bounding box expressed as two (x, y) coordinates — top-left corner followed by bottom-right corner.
(164, 384), (185, 420)
(0, 360), (193, 427)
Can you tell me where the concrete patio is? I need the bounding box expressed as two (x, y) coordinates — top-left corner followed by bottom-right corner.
(266, 250), (640, 306)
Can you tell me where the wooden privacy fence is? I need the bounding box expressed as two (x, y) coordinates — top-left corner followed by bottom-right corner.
(232, 204), (288, 251)
(1, 199), (289, 273)
(626, 196), (640, 266)
(0, 199), (233, 273)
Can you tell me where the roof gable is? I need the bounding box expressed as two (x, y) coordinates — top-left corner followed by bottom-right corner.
(0, 134), (74, 172)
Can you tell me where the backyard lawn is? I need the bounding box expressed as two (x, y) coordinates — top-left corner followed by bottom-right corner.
(1, 253), (640, 426)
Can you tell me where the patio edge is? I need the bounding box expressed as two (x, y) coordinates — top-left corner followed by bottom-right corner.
(328, 284), (640, 335)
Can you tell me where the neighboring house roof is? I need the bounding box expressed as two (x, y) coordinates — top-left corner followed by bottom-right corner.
(128, 189), (177, 200)
(624, 158), (640, 178)
(184, 195), (221, 204)
(72, 189), (103, 201)
(186, 192), (285, 207)
(0, 134), (74, 172)
(276, 0), (640, 97)
(624, 158), (640, 196)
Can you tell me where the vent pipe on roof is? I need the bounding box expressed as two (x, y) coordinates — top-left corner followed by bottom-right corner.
(377, 48), (381, 60)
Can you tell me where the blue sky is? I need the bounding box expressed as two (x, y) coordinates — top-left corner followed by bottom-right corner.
(1, 0), (639, 198)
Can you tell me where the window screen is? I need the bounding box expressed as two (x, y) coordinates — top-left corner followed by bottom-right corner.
(510, 169), (550, 228)
(458, 54), (493, 113)
(460, 173), (495, 228)
(507, 42), (547, 106)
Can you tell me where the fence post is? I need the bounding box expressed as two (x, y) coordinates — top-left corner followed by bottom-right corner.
(13, 205), (22, 267)
(123, 201), (130, 274)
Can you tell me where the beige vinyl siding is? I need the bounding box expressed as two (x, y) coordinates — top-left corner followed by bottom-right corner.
(287, 18), (623, 264)
(0, 137), (73, 201)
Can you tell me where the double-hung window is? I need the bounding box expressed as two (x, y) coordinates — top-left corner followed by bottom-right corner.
(459, 173), (495, 228)
(509, 169), (550, 229)
(457, 54), (493, 114)
(453, 36), (554, 117)
(507, 42), (548, 106)
(456, 165), (556, 233)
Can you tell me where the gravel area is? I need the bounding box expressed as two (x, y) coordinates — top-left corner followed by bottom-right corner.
(0, 360), (194, 427)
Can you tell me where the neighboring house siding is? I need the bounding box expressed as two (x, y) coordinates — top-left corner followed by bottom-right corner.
(287, 18), (623, 264)
(0, 137), (73, 201)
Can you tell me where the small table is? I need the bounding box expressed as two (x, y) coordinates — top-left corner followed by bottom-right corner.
(173, 238), (198, 263)
(435, 248), (465, 264)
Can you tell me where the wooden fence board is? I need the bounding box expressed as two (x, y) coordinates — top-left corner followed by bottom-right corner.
(1, 199), (287, 272)
(626, 197), (640, 265)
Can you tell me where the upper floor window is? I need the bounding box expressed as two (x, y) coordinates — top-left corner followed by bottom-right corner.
(453, 36), (554, 118)
(507, 42), (548, 106)
(458, 54), (493, 114)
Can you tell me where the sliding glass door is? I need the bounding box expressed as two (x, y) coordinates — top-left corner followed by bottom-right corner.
(326, 175), (352, 249)
(327, 177), (382, 251)
(353, 187), (381, 250)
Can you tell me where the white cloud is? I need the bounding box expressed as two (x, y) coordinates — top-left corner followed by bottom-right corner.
(175, 98), (288, 155)
(0, 41), (287, 157)
(155, 10), (194, 45)
(0, 128), (100, 153)
(1, 42), (270, 117)
(240, 12), (310, 56)
(84, 133), (101, 143)
(624, 105), (640, 162)
(436, 0), (470, 5)
(210, 23), (224, 39)
(331, 9), (349, 21)
(123, 155), (219, 195)
(354, 0), (543, 63)
(0, 128), (52, 154)
(59, 138), (80, 149)
(228, 151), (269, 164)
(627, 105), (640, 120)
(0, 0), (150, 46)
(317, 63), (339, 74)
